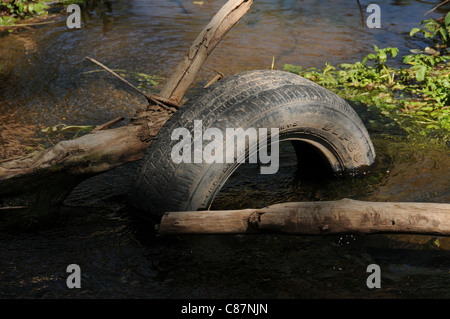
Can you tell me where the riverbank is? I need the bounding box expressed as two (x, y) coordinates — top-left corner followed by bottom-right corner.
(0, 0), (87, 37)
(0, 0), (70, 36)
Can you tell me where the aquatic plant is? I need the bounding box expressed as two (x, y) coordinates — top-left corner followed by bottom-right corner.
(284, 15), (450, 142)
(83, 69), (160, 92)
(41, 123), (97, 139)
(0, 0), (87, 25)
(410, 12), (450, 55)
(0, 0), (49, 25)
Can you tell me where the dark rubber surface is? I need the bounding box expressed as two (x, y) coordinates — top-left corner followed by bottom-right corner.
(129, 70), (376, 219)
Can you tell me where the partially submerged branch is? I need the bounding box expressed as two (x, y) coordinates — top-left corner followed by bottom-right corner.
(0, 0), (253, 215)
(85, 57), (180, 111)
(425, 0), (450, 15)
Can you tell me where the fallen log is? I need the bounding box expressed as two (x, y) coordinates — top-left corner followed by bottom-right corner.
(0, 0), (253, 216)
(158, 199), (450, 236)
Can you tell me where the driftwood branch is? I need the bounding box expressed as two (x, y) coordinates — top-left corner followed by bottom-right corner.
(0, 0), (253, 215)
(204, 67), (225, 88)
(425, 0), (450, 15)
(90, 116), (124, 133)
(158, 199), (450, 236)
(356, 0), (365, 28)
(0, 125), (151, 209)
(84, 57), (179, 111)
(159, 0), (254, 103)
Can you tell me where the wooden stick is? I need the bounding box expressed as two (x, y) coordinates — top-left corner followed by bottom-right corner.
(356, 0), (365, 28)
(0, 206), (28, 211)
(90, 116), (124, 133)
(0, 18), (59, 28)
(209, 67), (225, 78)
(85, 57), (179, 111)
(425, 0), (450, 15)
(158, 199), (450, 236)
(158, 0), (253, 103)
(204, 74), (223, 88)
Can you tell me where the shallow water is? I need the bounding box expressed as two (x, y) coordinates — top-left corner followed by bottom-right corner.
(0, 0), (444, 139)
(0, 0), (449, 299)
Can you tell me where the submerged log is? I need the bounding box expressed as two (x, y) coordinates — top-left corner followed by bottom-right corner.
(0, 124), (159, 223)
(158, 199), (450, 236)
(0, 0), (253, 216)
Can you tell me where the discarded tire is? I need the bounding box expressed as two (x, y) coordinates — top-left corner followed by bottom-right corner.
(129, 70), (376, 219)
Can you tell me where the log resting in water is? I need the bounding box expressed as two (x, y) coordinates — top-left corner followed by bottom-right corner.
(158, 199), (450, 236)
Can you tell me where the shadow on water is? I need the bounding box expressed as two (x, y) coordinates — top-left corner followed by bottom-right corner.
(0, 0), (449, 299)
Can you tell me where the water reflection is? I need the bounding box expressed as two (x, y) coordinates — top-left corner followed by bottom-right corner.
(78, 0), (114, 34)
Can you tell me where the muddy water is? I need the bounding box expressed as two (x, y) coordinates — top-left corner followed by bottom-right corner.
(0, 0), (449, 299)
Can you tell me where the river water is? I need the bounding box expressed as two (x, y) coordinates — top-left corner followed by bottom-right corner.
(0, 0), (449, 299)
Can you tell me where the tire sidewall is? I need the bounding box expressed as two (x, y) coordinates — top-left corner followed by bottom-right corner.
(182, 101), (372, 211)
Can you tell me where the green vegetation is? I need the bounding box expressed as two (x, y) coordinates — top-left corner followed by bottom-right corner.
(82, 69), (160, 91)
(410, 14), (450, 55)
(0, 0), (51, 25)
(41, 123), (97, 139)
(284, 13), (450, 142)
(0, 0), (86, 26)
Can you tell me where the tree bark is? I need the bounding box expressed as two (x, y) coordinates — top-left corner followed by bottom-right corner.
(0, 0), (253, 216)
(158, 199), (450, 236)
